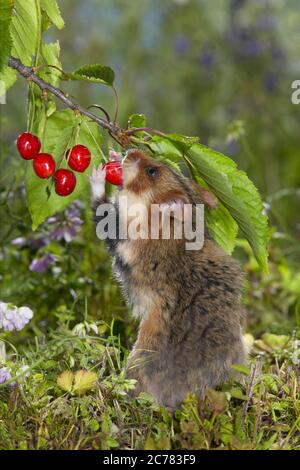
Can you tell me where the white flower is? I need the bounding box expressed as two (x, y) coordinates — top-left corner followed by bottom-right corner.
(0, 367), (12, 384)
(18, 307), (34, 321)
(0, 302), (34, 331)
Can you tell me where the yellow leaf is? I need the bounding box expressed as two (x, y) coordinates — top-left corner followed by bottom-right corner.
(261, 333), (290, 350)
(243, 333), (255, 352)
(57, 371), (74, 392)
(254, 339), (273, 354)
(73, 370), (97, 395)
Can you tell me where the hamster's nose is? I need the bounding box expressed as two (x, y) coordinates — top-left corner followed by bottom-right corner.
(121, 151), (140, 185)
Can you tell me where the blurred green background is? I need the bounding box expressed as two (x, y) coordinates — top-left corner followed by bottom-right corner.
(1, 0), (300, 338)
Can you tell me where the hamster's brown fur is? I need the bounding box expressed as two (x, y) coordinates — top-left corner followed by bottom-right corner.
(91, 149), (246, 411)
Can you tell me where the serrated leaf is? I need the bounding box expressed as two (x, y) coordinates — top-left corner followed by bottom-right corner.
(40, 41), (61, 87)
(26, 110), (104, 229)
(73, 370), (97, 395)
(149, 134), (199, 155)
(10, 0), (39, 65)
(27, 41), (62, 124)
(0, 0), (14, 72)
(57, 371), (73, 393)
(150, 140), (181, 158)
(186, 144), (269, 271)
(64, 64), (115, 87)
(40, 0), (64, 29)
(206, 201), (238, 254)
(128, 113), (146, 128)
(163, 133), (200, 151)
(0, 65), (17, 93)
(149, 137), (238, 254)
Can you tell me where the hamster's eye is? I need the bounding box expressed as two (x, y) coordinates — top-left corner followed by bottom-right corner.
(146, 166), (158, 177)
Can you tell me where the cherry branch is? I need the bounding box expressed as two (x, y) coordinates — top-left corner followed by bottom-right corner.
(8, 56), (167, 146)
(8, 56), (120, 135)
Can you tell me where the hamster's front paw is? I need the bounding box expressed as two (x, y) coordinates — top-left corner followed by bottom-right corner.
(90, 164), (106, 200)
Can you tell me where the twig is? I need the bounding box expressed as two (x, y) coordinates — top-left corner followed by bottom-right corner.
(8, 56), (120, 136)
(8, 56), (169, 148)
(241, 356), (261, 425)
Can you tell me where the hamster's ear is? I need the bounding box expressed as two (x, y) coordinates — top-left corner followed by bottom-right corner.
(193, 183), (218, 209)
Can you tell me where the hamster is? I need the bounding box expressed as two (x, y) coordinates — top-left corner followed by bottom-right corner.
(90, 148), (246, 412)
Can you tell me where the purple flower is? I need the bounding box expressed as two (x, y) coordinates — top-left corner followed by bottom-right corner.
(47, 202), (84, 243)
(230, 0), (247, 9)
(29, 253), (55, 273)
(257, 15), (277, 31)
(262, 202), (271, 216)
(11, 237), (27, 248)
(0, 367), (12, 384)
(271, 47), (285, 63)
(174, 36), (190, 55)
(16, 365), (30, 380)
(0, 365), (30, 387)
(11, 235), (48, 250)
(227, 139), (240, 156)
(50, 216), (83, 244)
(46, 216), (59, 225)
(198, 49), (215, 69)
(0, 302), (33, 331)
(264, 72), (278, 93)
(228, 27), (262, 59)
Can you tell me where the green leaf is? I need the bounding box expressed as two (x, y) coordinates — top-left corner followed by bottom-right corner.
(186, 144), (269, 270)
(231, 364), (251, 376)
(261, 333), (290, 350)
(40, 0), (64, 30)
(64, 64), (115, 87)
(149, 137), (238, 254)
(149, 137), (181, 158)
(128, 113), (146, 128)
(40, 41), (61, 87)
(149, 134), (199, 155)
(0, 66), (17, 93)
(206, 201), (238, 254)
(163, 133), (200, 152)
(10, 0), (39, 65)
(26, 110), (104, 230)
(0, 0), (14, 72)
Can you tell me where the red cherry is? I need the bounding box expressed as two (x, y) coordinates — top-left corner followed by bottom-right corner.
(33, 153), (56, 179)
(54, 169), (76, 197)
(104, 160), (122, 186)
(17, 132), (41, 160)
(66, 145), (91, 172)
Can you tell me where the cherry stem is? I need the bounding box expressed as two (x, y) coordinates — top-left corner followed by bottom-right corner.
(112, 86), (119, 125)
(41, 97), (48, 152)
(82, 119), (105, 161)
(87, 104), (111, 123)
